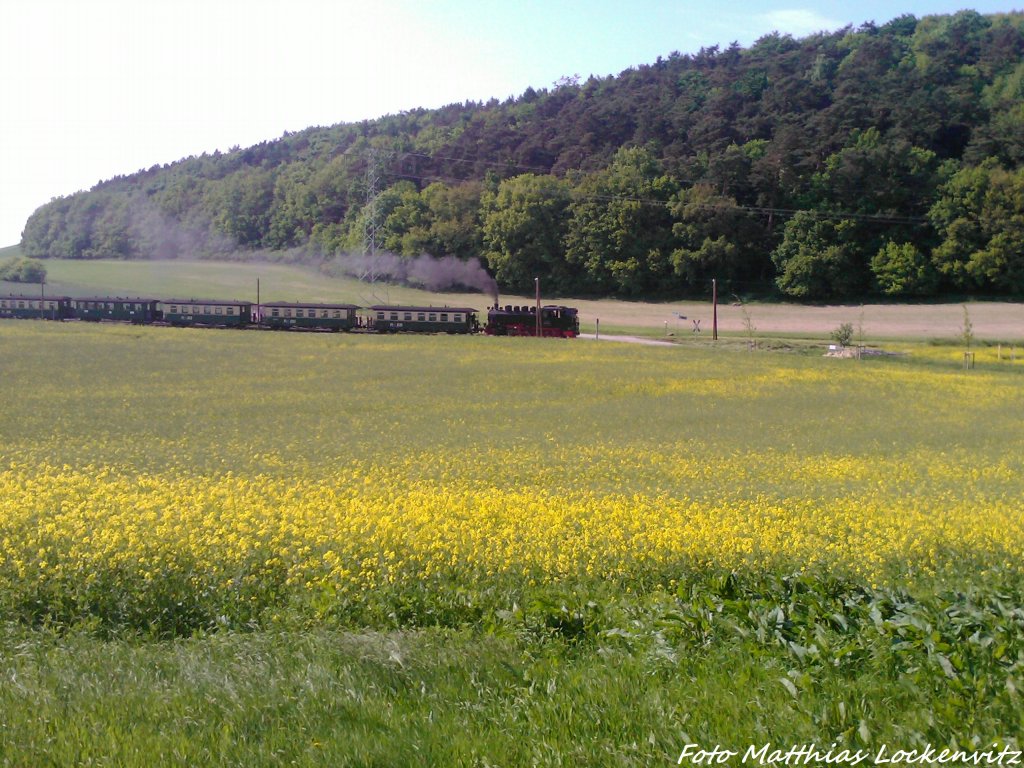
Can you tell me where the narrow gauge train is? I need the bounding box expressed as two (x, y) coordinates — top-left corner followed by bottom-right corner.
(1, 293), (580, 337)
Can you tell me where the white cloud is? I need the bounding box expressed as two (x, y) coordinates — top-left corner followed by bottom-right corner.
(758, 8), (845, 37)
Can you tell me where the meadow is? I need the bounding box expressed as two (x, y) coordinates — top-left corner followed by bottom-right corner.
(1, 318), (1023, 765)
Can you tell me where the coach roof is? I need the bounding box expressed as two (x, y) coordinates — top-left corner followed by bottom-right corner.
(370, 305), (478, 313)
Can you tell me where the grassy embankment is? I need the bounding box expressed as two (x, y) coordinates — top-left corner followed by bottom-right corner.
(1, 318), (1022, 764)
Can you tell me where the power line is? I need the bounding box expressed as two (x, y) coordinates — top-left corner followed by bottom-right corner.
(336, 145), (929, 227)
(381, 168), (929, 228)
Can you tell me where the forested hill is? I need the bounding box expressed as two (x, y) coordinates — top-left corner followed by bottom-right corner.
(20, 11), (1024, 300)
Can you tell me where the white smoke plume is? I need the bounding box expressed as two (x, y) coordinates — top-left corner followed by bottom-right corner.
(330, 251), (498, 303)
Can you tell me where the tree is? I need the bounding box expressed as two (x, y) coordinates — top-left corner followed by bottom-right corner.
(564, 146), (679, 295)
(871, 241), (938, 296)
(0, 257), (47, 283)
(416, 182), (485, 262)
(669, 183), (772, 291)
(481, 174), (572, 292)
(207, 167), (275, 248)
(772, 212), (864, 298)
(930, 160), (1024, 292)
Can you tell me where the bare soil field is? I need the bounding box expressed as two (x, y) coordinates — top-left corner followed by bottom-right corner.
(564, 297), (1024, 341)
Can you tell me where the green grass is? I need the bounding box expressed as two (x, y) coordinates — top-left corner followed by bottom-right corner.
(5, 257), (507, 308)
(2, 575), (1022, 766)
(1, 320), (1023, 764)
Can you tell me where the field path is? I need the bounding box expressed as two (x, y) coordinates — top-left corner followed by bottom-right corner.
(578, 333), (675, 346)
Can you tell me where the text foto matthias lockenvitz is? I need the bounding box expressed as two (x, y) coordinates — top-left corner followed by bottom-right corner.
(678, 743), (1022, 766)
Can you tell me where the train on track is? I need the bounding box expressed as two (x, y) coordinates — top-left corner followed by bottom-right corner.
(0, 294), (580, 337)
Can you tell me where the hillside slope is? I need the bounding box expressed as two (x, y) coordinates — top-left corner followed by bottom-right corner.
(19, 11), (1024, 300)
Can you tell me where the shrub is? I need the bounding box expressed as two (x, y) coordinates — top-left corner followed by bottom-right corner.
(830, 322), (854, 347)
(0, 257), (47, 284)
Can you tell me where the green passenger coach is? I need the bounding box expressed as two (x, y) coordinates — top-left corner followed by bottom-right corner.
(370, 305), (480, 334)
(0, 295), (73, 320)
(72, 297), (161, 323)
(259, 302), (360, 331)
(160, 299), (252, 327)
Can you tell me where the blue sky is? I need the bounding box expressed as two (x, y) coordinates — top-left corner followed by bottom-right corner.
(1, 0), (1020, 246)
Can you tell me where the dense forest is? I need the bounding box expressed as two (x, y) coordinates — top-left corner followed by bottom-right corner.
(20, 11), (1024, 299)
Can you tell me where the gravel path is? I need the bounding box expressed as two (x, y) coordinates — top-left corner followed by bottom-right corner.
(578, 333), (675, 346)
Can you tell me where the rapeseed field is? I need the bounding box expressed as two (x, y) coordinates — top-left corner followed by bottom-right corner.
(1, 320), (1022, 762)
(1, 321), (1021, 628)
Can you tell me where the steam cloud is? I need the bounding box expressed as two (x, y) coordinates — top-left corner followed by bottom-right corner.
(120, 197), (499, 303)
(126, 195), (235, 260)
(331, 251), (499, 304)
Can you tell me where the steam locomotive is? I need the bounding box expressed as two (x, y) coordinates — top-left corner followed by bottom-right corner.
(0, 294), (580, 337)
(483, 303), (579, 338)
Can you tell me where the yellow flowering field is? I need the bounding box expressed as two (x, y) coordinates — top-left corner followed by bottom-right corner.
(1, 321), (1022, 630)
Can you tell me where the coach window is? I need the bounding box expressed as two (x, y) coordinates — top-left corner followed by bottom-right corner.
(440, 313), (449, 322)
(332, 310), (340, 319)
(429, 313), (437, 322)
(417, 313), (425, 321)
(215, 306), (223, 315)
(404, 312), (412, 321)
(376, 311), (384, 320)
(390, 312), (398, 321)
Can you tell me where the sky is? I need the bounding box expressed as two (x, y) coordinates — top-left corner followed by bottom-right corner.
(1, 0), (1021, 247)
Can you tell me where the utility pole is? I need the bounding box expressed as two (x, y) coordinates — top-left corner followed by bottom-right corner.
(535, 277), (541, 337)
(712, 278), (718, 341)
